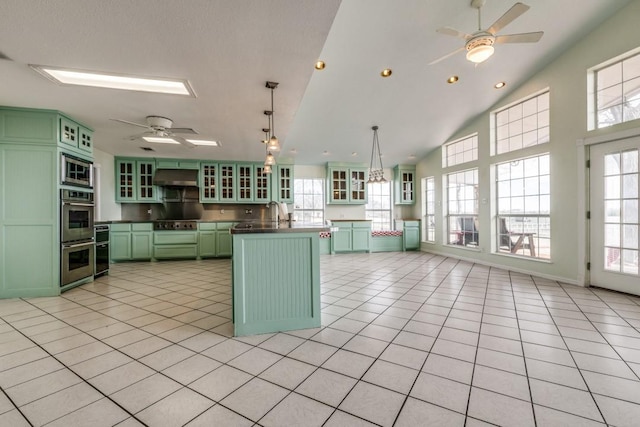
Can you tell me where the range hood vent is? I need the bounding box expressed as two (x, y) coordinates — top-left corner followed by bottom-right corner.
(153, 169), (198, 187)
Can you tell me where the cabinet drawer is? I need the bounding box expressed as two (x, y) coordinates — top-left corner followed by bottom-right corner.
(154, 232), (198, 245)
(110, 223), (132, 232)
(154, 245), (198, 259)
(132, 223), (153, 231)
(198, 222), (217, 231)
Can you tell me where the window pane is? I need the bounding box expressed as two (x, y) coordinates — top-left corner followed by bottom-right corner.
(493, 92), (549, 154)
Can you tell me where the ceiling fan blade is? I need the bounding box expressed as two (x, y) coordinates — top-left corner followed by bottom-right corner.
(175, 137), (195, 148)
(436, 26), (473, 40)
(168, 127), (198, 135)
(428, 46), (465, 65)
(487, 2), (530, 35)
(110, 118), (150, 129)
(495, 31), (543, 44)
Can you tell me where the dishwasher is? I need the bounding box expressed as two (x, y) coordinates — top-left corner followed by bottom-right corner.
(94, 224), (110, 277)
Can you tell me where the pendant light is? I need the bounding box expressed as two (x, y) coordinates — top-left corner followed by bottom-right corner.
(261, 127), (272, 174)
(265, 81), (280, 152)
(262, 111), (276, 169)
(368, 125), (386, 183)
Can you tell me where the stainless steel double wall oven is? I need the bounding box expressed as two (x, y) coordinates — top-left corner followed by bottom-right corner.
(60, 185), (95, 287)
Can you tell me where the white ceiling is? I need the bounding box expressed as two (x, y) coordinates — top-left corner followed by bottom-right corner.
(0, 0), (632, 166)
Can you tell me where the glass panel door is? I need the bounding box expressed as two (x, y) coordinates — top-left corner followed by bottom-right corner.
(590, 137), (640, 294)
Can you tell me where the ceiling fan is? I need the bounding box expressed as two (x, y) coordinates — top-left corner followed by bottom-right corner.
(111, 115), (199, 147)
(429, 0), (543, 65)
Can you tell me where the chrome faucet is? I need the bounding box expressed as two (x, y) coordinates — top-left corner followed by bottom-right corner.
(266, 201), (279, 223)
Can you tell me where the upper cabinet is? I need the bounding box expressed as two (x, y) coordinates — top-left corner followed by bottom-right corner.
(200, 162), (218, 202)
(276, 164), (294, 203)
(394, 165), (416, 205)
(327, 163), (368, 204)
(254, 165), (271, 203)
(155, 159), (199, 169)
(115, 158), (160, 202)
(59, 116), (93, 155)
(0, 107), (93, 158)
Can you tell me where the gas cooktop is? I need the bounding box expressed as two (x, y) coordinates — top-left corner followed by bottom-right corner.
(153, 220), (198, 230)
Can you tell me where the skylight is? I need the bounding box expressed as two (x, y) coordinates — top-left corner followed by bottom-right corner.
(30, 65), (195, 96)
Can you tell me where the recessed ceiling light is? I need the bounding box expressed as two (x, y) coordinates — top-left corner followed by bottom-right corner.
(30, 65), (195, 96)
(290, 148), (297, 154)
(447, 76), (459, 84)
(351, 152), (358, 156)
(315, 61), (326, 70)
(494, 81), (506, 89)
(322, 150), (330, 156)
(186, 139), (219, 146)
(408, 154), (416, 159)
(141, 147), (155, 152)
(142, 136), (180, 144)
(381, 69), (392, 77)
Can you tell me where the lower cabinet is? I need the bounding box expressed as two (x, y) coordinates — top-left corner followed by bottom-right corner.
(330, 221), (371, 254)
(215, 222), (235, 257)
(153, 231), (198, 259)
(111, 223), (153, 261)
(403, 220), (421, 251)
(198, 223), (217, 258)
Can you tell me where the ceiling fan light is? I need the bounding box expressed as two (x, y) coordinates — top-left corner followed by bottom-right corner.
(466, 45), (494, 63)
(142, 136), (180, 144)
(267, 135), (280, 151)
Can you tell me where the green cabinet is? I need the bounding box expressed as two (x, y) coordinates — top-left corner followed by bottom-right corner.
(156, 159), (199, 169)
(153, 231), (198, 259)
(216, 222), (234, 257)
(200, 162), (218, 202)
(0, 107), (94, 298)
(115, 158), (160, 202)
(330, 221), (371, 253)
(237, 164), (254, 202)
(403, 220), (421, 251)
(198, 223), (217, 258)
(219, 164), (236, 201)
(327, 163), (368, 204)
(254, 165), (271, 202)
(276, 165), (294, 203)
(59, 117), (93, 155)
(111, 223), (153, 261)
(394, 165), (416, 205)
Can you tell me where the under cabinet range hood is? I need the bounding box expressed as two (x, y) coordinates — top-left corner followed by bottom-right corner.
(153, 169), (198, 187)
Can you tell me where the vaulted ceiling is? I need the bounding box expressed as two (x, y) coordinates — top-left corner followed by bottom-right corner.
(0, 0), (632, 166)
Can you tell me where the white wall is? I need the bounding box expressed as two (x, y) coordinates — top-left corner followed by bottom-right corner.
(412, 0), (640, 284)
(93, 148), (120, 221)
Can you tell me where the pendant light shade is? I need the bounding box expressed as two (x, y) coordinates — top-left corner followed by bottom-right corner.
(263, 164), (272, 174)
(368, 125), (386, 183)
(265, 152), (276, 166)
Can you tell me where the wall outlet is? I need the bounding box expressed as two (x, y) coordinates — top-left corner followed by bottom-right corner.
(147, 209), (152, 214)
(245, 209), (253, 214)
(220, 209), (225, 214)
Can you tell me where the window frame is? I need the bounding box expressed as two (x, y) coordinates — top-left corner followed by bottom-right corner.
(366, 181), (392, 231)
(442, 133), (478, 168)
(293, 178), (325, 225)
(494, 153), (551, 260)
(422, 176), (435, 242)
(445, 168), (479, 248)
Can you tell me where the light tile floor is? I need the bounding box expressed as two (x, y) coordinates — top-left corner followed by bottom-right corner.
(2, 252), (640, 426)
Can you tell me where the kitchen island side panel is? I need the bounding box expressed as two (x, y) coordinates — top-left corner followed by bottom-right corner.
(232, 232), (321, 336)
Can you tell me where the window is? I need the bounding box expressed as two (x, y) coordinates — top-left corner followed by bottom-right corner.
(494, 91), (549, 155)
(443, 134), (478, 167)
(446, 169), (478, 246)
(495, 154), (550, 259)
(422, 177), (435, 242)
(293, 179), (324, 225)
(366, 181), (392, 230)
(595, 53), (640, 128)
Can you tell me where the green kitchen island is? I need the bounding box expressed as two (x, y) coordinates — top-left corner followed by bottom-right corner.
(231, 222), (329, 336)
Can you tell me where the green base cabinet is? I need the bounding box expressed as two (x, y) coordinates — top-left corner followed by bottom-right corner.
(198, 223), (217, 258)
(153, 231), (198, 259)
(232, 232), (321, 336)
(403, 220), (421, 251)
(215, 223), (234, 257)
(330, 221), (371, 254)
(110, 223), (153, 261)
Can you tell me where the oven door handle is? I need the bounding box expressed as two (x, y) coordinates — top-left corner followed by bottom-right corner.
(63, 202), (95, 207)
(63, 240), (95, 249)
